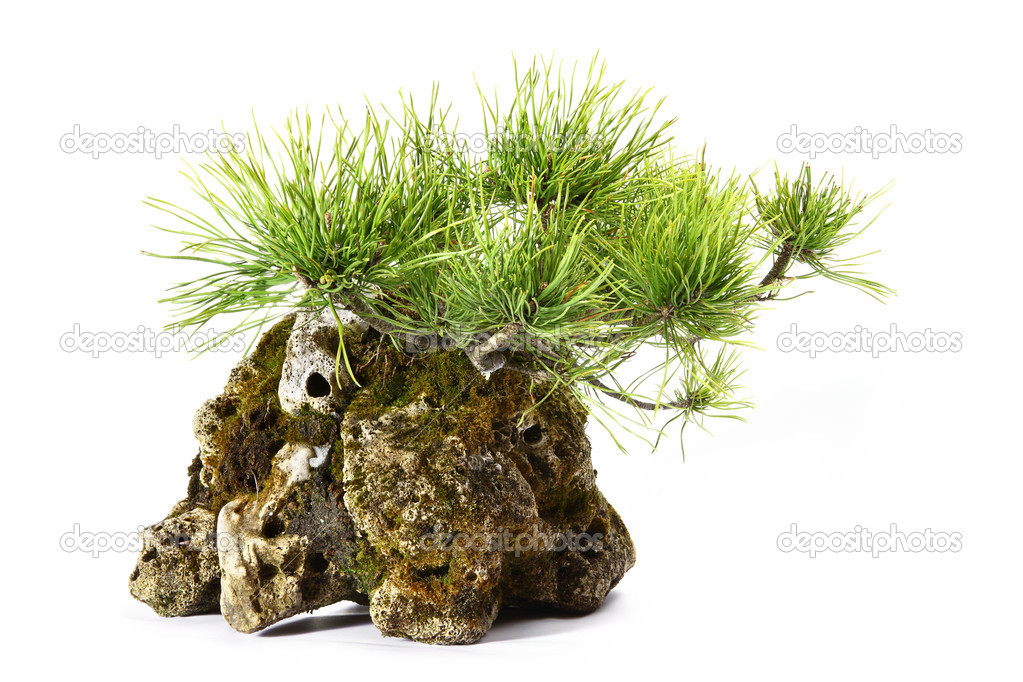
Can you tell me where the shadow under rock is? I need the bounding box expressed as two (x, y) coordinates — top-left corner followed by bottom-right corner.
(258, 605), (372, 637)
(255, 592), (622, 642)
(482, 592), (623, 643)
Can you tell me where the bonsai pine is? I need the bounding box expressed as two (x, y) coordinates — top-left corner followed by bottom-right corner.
(149, 57), (889, 445)
(133, 57), (891, 643)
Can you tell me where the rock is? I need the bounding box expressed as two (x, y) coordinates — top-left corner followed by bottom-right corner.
(341, 399), (538, 557)
(341, 398), (535, 643)
(130, 311), (635, 644)
(278, 307), (362, 416)
(341, 378), (635, 641)
(217, 443), (364, 633)
(191, 395), (235, 490)
(128, 507), (221, 616)
(183, 315), (343, 508)
(370, 555), (502, 644)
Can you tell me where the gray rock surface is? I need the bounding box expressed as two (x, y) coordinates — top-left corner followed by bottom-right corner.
(129, 507), (220, 616)
(217, 443), (363, 633)
(130, 311), (635, 644)
(278, 307), (363, 416)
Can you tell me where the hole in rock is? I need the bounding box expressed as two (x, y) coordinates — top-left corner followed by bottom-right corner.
(258, 562), (280, 583)
(413, 563), (451, 581)
(306, 372), (331, 398)
(522, 423), (544, 445)
(586, 517), (609, 539)
(305, 552), (330, 574)
(262, 516), (285, 539)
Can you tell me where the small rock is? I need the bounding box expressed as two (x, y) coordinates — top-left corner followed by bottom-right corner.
(128, 507), (220, 617)
(216, 443), (363, 633)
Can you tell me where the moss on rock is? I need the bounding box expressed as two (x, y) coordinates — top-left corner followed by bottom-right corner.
(188, 315), (342, 514)
(131, 315), (635, 643)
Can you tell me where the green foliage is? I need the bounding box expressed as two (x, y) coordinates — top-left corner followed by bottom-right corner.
(147, 104), (457, 341)
(752, 164), (893, 300)
(479, 57), (672, 219)
(605, 156), (761, 347)
(146, 55), (891, 449)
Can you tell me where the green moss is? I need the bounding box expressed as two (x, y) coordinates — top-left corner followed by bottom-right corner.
(187, 319), (589, 545)
(328, 441), (346, 486)
(341, 332), (562, 460)
(188, 315), (342, 515)
(246, 315), (296, 379)
(335, 330), (593, 543)
(539, 477), (598, 523)
(345, 540), (387, 594)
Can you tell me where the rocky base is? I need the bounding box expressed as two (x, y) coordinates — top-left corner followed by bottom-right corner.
(130, 310), (635, 644)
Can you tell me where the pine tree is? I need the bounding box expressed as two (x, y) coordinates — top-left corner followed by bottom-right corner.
(147, 56), (891, 448)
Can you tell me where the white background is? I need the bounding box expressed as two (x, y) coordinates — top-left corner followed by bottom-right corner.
(3, 1), (1020, 679)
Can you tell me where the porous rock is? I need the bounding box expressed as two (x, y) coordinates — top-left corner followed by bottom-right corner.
(128, 507), (220, 616)
(130, 312), (635, 644)
(217, 443), (364, 633)
(278, 307), (364, 416)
